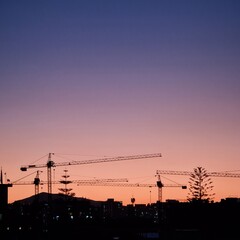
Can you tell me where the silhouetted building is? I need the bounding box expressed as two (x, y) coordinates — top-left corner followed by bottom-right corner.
(1, 194), (240, 240)
(0, 183), (12, 210)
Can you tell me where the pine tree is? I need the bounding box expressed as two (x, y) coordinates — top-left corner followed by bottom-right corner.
(187, 167), (215, 202)
(58, 169), (75, 197)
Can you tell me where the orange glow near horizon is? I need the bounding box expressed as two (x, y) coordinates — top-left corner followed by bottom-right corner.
(5, 153), (240, 205)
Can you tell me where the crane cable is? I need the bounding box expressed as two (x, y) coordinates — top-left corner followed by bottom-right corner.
(12, 170), (42, 184)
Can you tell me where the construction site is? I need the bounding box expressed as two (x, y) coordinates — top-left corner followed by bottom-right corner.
(1, 153), (240, 240)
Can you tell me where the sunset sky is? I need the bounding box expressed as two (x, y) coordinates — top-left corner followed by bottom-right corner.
(1, 0), (240, 205)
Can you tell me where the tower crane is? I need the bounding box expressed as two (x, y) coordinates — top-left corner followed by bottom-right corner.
(12, 170), (43, 195)
(156, 169), (240, 200)
(13, 176), (185, 202)
(20, 153), (162, 195)
(76, 179), (187, 202)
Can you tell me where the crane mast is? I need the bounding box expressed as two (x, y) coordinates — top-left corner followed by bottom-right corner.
(33, 170), (41, 195)
(155, 174), (186, 202)
(47, 153), (54, 195)
(20, 152), (162, 195)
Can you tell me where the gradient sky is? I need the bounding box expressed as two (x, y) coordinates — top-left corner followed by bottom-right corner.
(1, 0), (240, 205)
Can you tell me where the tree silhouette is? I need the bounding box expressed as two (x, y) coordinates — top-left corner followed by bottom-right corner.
(187, 167), (215, 202)
(58, 169), (75, 197)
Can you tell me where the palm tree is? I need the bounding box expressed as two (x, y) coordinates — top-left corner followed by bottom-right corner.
(187, 167), (215, 202)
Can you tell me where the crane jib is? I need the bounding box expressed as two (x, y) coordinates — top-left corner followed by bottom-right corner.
(20, 153), (162, 171)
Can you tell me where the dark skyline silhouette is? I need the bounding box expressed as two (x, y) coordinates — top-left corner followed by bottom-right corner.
(1, 192), (240, 240)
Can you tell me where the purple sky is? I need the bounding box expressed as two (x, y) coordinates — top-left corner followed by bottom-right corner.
(1, 0), (240, 204)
